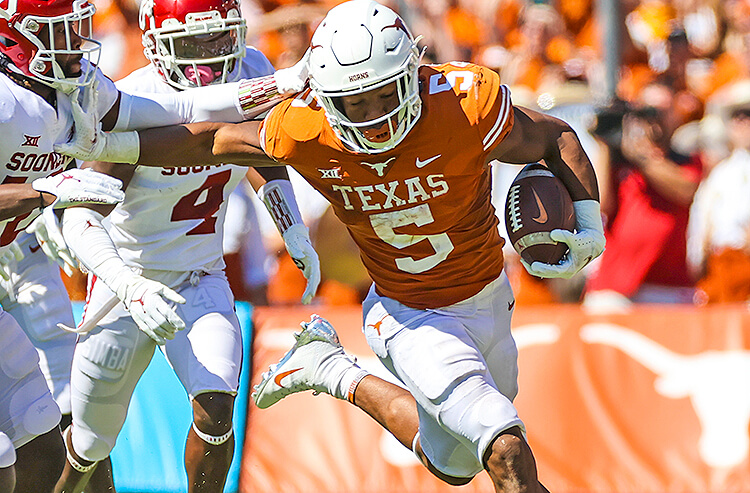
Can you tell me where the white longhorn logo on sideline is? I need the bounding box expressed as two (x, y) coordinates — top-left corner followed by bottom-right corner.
(581, 323), (750, 469)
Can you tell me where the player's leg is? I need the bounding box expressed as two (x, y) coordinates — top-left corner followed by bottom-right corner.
(482, 427), (550, 493)
(251, 315), (471, 485)
(55, 288), (156, 493)
(185, 392), (235, 492)
(457, 273), (549, 493)
(4, 239), (78, 416)
(0, 242), (116, 491)
(15, 428), (66, 492)
(0, 310), (64, 492)
(163, 272), (244, 492)
(58, 414), (115, 493)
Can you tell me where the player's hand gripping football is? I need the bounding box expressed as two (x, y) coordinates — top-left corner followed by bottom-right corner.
(114, 271), (186, 345)
(31, 168), (125, 209)
(522, 200), (605, 279)
(282, 224), (321, 304)
(53, 81), (140, 164)
(26, 206), (77, 277)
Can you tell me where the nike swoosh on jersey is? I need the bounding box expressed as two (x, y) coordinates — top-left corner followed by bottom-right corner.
(415, 154), (442, 168)
(531, 188), (549, 223)
(274, 368), (302, 387)
(29, 244), (41, 253)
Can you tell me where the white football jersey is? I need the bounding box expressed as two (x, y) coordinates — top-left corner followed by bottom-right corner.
(109, 48), (275, 272)
(0, 63), (118, 250)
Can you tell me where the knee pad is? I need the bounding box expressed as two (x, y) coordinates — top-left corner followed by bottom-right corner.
(21, 390), (61, 438)
(0, 434), (15, 468)
(64, 427), (98, 472)
(11, 268), (76, 344)
(0, 313), (40, 380)
(426, 375), (525, 478)
(70, 424), (114, 463)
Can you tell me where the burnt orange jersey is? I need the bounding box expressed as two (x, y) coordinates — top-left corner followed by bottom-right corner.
(261, 63), (514, 309)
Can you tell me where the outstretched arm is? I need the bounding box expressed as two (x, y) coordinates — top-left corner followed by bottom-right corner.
(138, 120), (276, 167)
(57, 119), (277, 169)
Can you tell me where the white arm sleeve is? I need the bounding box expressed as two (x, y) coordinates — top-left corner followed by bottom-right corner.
(113, 76), (284, 131)
(61, 207), (131, 289)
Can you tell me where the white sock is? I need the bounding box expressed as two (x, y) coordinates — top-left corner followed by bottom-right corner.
(333, 363), (369, 402)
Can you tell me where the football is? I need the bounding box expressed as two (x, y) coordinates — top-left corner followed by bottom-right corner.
(504, 163), (575, 265)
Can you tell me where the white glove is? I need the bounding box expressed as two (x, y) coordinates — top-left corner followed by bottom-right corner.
(53, 82), (140, 164)
(31, 168), (125, 209)
(273, 49), (310, 95)
(522, 199), (606, 279)
(26, 207), (77, 276)
(114, 271), (186, 345)
(282, 224), (321, 304)
(0, 242), (23, 282)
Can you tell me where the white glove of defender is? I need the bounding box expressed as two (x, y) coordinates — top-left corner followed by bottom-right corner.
(114, 271), (186, 345)
(273, 49), (310, 95)
(0, 243), (23, 281)
(522, 199), (606, 279)
(282, 224), (321, 304)
(53, 82), (140, 164)
(31, 168), (125, 208)
(26, 207), (77, 276)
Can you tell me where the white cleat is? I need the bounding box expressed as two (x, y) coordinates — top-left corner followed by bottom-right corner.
(252, 314), (355, 409)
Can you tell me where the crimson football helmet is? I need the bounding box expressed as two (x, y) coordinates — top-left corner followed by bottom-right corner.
(308, 0), (422, 154)
(139, 0), (246, 89)
(0, 0), (100, 91)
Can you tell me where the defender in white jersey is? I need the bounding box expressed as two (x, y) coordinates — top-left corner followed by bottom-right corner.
(54, 0), (319, 490)
(0, 0), (309, 490)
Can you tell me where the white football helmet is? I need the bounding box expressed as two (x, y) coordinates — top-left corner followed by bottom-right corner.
(139, 0), (246, 90)
(308, 0), (422, 154)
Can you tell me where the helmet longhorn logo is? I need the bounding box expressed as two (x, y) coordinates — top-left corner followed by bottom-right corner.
(381, 18), (409, 36)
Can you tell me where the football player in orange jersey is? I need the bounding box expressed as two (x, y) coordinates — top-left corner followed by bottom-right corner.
(57, 1), (605, 491)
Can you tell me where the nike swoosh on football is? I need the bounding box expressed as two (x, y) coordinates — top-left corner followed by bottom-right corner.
(274, 368), (302, 387)
(415, 154), (441, 168)
(531, 188), (549, 223)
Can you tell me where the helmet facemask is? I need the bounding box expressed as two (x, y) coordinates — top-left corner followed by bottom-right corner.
(308, 0), (423, 154)
(1, 0), (101, 92)
(318, 51), (421, 154)
(141, 3), (246, 90)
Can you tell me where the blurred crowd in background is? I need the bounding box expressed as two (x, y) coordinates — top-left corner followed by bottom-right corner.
(69, 0), (750, 310)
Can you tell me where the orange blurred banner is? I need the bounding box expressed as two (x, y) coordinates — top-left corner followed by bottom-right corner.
(241, 304), (750, 493)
